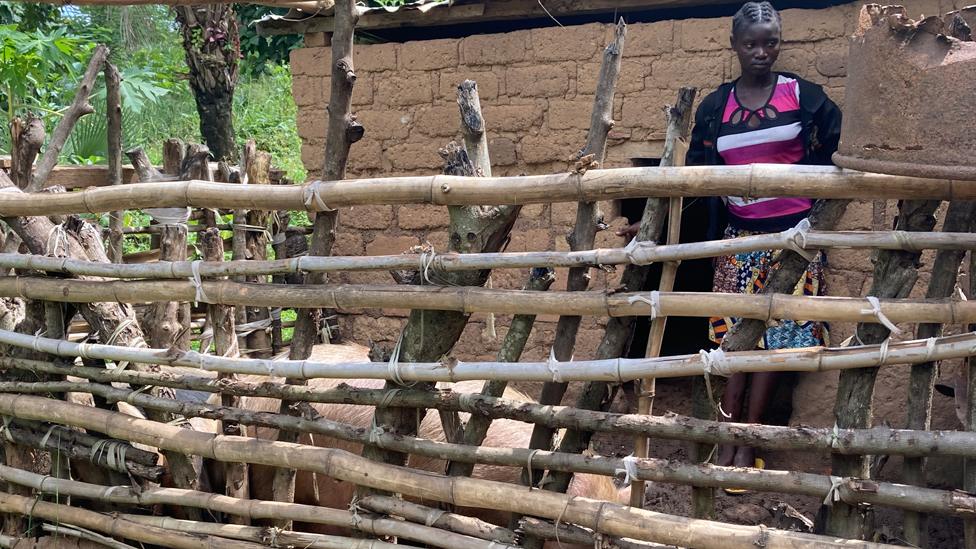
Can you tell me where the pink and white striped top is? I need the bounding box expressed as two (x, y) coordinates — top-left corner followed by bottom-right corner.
(717, 75), (812, 231)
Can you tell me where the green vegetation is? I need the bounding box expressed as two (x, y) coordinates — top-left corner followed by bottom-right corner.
(0, 2), (306, 183)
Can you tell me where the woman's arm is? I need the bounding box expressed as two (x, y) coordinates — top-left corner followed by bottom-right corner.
(685, 100), (713, 167)
(810, 94), (842, 166)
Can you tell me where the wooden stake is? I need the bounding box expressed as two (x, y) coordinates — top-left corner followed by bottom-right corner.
(903, 200), (976, 545)
(104, 61), (123, 264)
(826, 199), (941, 539)
(275, 0), (360, 522)
(632, 86), (697, 508)
(531, 22), (627, 467)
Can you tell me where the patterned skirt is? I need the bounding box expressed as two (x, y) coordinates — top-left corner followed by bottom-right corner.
(708, 226), (829, 350)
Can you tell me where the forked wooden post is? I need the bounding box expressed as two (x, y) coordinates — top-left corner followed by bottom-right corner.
(104, 61), (124, 264)
(272, 0), (361, 523)
(631, 86), (697, 508)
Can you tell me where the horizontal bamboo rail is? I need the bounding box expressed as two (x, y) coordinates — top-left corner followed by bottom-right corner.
(1, 165), (973, 217)
(0, 464), (486, 549)
(6, 230), (976, 279)
(0, 490), (258, 549)
(357, 495), (517, 544)
(12, 378), (975, 517)
(518, 517), (669, 549)
(0, 393), (895, 549)
(3, 327), (974, 383)
(119, 515), (417, 549)
(8, 356), (972, 458)
(108, 223), (311, 236)
(2, 277), (975, 324)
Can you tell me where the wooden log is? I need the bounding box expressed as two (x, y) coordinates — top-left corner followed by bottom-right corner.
(529, 23), (627, 491)
(0, 394), (902, 549)
(7, 356), (976, 459)
(903, 200), (976, 545)
(2, 230), (975, 280)
(518, 516), (671, 549)
(0, 490), (261, 549)
(358, 495), (517, 544)
(632, 86), (697, 508)
(7, 166), (976, 217)
(27, 45), (109, 192)
(826, 199), (941, 539)
(445, 268), (555, 478)
(968, 247), (976, 549)
(104, 62), (124, 264)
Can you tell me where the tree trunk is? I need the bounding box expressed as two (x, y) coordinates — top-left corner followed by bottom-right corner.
(902, 200), (976, 546)
(527, 18), (627, 465)
(444, 267), (556, 478)
(825, 199), (941, 539)
(174, 5), (239, 161)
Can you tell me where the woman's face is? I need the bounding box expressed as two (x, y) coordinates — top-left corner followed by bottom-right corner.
(731, 21), (781, 78)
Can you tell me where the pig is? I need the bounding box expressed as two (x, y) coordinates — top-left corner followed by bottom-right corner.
(240, 343), (628, 545)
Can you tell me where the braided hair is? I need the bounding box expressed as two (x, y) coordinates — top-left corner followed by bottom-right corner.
(732, 2), (781, 38)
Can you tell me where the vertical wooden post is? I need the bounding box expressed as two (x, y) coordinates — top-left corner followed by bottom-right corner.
(825, 199), (940, 539)
(105, 62), (124, 264)
(527, 19), (627, 466)
(902, 200), (976, 545)
(631, 87), (697, 508)
(242, 144), (273, 359)
(966, 248), (976, 549)
(272, 0), (361, 525)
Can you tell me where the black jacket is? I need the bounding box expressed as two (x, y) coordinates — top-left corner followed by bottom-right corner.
(685, 73), (843, 237)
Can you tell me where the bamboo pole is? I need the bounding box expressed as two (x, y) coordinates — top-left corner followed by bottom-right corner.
(13, 378), (976, 518)
(631, 86), (696, 508)
(358, 495), (517, 544)
(4, 229), (975, 280)
(0, 394), (899, 549)
(0, 464), (503, 549)
(7, 277), (976, 324)
(118, 515), (414, 549)
(0, 490), (257, 549)
(6, 355), (976, 458)
(5, 165), (976, 217)
(6, 327), (976, 383)
(903, 200), (976, 546)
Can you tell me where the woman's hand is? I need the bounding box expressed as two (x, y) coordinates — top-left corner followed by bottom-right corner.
(615, 221), (641, 240)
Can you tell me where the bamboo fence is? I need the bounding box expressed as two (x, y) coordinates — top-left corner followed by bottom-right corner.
(2, 230), (974, 278)
(0, 394), (899, 549)
(1, 165), (974, 217)
(2, 277), (975, 324)
(2, 356), (973, 457)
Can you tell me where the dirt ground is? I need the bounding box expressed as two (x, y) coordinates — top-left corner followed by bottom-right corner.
(514, 376), (965, 548)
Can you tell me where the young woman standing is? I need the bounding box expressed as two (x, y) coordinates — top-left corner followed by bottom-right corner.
(686, 2), (843, 471)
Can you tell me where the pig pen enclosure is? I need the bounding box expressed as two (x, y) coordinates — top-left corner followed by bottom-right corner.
(2, 1), (976, 548)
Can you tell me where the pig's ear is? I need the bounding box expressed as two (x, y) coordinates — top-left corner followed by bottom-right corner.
(935, 383), (956, 398)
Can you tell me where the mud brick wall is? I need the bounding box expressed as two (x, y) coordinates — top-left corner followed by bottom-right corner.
(290, 0), (965, 480)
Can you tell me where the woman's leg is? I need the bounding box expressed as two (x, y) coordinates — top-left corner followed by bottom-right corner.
(716, 372), (748, 466)
(732, 371), (778, 467)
